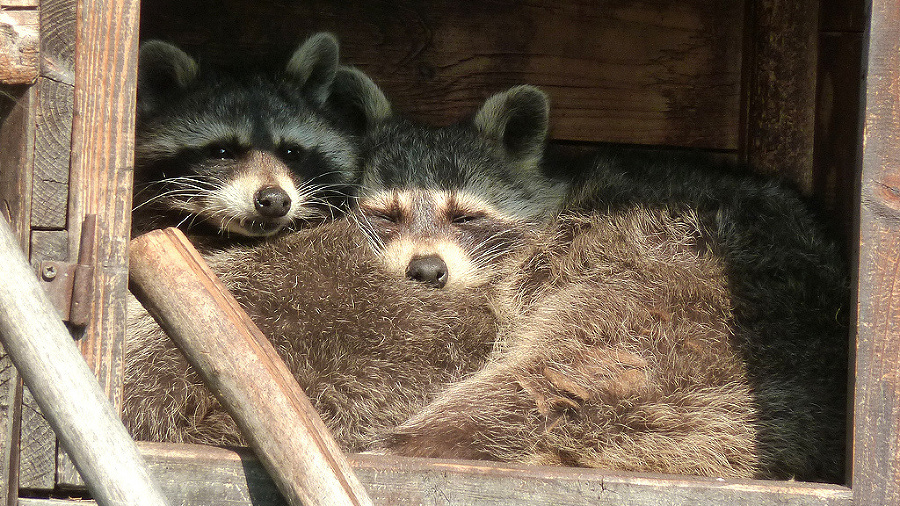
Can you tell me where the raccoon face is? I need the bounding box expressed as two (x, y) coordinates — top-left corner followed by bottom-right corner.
(357, 189), (532, 289)
(132, 34), (390, 238)
(354, 85), (563, 288)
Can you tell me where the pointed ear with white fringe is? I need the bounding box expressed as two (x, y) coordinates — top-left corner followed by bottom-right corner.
(328, 66), (392, 133)
(137, 41), (199, 116)
(285, 32), (340, 107)
(472, 85), (550, 162)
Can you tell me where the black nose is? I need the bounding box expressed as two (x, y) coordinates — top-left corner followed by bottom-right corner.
(406, 255), (448, 289)
(254, 186), (292, 218)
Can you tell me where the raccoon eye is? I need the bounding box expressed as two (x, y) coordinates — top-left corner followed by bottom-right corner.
(450, 212), (484, 225)
(279, 144), (306, 161)
(206, 144), (236, 160)
(366, 208), (401, 224)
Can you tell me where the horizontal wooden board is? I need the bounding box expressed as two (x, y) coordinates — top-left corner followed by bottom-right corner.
(139, 0), (745, 150)
(14, 442), (853, 506)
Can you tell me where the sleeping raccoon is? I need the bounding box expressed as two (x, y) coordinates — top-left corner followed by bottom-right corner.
(348, 83), (847, 481)
(123, 217), (500, 451)
(132, 33), (389, 239)
(354, 85), (566, 288)
(384, 209), (844, 481)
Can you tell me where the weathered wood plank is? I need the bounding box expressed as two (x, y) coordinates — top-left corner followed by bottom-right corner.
(0, 83), (34, 506)
(129, 228), (373, 506)
(0, 346), (22, 506)
(38, 0), (75, 84)
(16, 388), (52, 492)
(139, 0), (745, 150)
(17, 443), (855, 505)
(29, 77), (72, 230)
(0, 218), (168, 506)
(741, 0), (820, 193)
(852, 0), (900, 503)
(102, 443), (860, 506)
(62, 0), (140, 489)
(14, 230), (67, 493)
(811, 31), (864, 244)
(0, 85), (33, 252)
(0, 7), (38, 85)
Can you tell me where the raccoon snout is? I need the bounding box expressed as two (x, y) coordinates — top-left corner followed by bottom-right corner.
(406, 255), (449, 289)
(254, 186), (292, 218)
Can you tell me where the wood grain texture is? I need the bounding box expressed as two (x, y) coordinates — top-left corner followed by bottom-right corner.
(139, 0), (744, 150)
(0, 346), (21, 506)
(16, 388), (53, 492)
(0, 84), (33, 506)
(15, 231), (67, 493)
(66, 0), (139, 418)
(41, 442), (847, 506)
(0, 7), (38, 85)
(741, 0), (820, 193)
(29, 77), (72, 230)
(852, 0), (900, 503)
(0, 85), (34, 252)
(39, 0), (76, 84)
(0, 218), (169, 506)
(812, 31), (864, 245)
(129, 228), (373, 506)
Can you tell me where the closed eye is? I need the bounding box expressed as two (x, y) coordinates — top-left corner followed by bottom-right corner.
(450, 212), (485, 225)
(365, 208), (402, 224)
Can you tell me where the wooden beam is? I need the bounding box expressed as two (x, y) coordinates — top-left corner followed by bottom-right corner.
(852, 0), (900, 503)
(129, 228), (373, 506)
(20, 443), (854, 506)
(0, 79), (34, 506)
(0, 4), (39, 86)
(63, 0), (140, 485)
(0, 217), (168, 506)
(741, 0), (820, 192)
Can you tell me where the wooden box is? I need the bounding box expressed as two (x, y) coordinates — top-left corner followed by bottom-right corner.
(1, 0), (896, 503)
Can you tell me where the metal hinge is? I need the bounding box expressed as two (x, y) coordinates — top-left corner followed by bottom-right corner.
(39, 215), (96, 327)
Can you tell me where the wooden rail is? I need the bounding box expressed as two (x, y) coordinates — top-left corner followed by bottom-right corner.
(15, 443), (854, 506)
(0, 217), (169, 506)
(129, 227), (373, 506)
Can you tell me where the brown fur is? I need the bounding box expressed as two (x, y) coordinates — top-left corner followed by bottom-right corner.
(124, 217), (500, 451)
(383, 208), (841, 481)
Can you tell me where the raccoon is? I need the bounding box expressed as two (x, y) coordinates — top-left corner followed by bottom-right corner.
(384, 209), (844, 481)
(132, 33), (388, 239)
(123, 217), (500, 451)
(349, 83), (847, 481)
(353, 85), (566, 288)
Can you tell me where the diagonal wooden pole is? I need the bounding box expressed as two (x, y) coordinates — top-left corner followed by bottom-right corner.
(0, 217), (169, 506)
(129, 227), (373, 506)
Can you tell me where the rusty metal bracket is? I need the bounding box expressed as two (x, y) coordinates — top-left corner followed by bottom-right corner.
(38, 215), (96, 327)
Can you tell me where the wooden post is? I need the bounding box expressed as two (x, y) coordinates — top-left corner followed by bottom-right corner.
(0, 217), (169, 506)
(852, 0), (900, 502)
(129, 228), (374, 506)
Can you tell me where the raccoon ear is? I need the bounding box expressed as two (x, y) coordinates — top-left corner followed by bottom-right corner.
(285, 32), (340, 106)
(137, 41), (199, 116)
(472, 85), (549, 161)
(327, 66), (392, 134)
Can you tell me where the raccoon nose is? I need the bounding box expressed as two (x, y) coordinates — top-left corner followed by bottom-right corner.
(254, 186), (292, 218)
(406, 255), (449, 289)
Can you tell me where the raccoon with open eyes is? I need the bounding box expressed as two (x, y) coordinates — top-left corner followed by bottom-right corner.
(132, 32), (388, 240)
